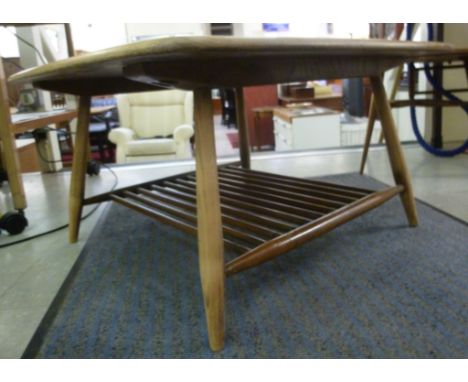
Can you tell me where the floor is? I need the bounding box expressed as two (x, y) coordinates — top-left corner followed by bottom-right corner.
(1, 140), (468, 358)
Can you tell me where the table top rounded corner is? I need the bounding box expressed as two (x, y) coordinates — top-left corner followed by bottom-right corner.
(9, 36), (456, 96)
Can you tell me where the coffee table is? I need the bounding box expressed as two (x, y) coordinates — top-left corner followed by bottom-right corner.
(11, 36), (453, 351)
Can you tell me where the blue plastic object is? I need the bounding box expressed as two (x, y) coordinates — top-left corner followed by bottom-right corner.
(406, 23), (468, 156)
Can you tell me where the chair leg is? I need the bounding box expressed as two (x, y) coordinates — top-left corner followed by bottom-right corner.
(235, 87), (251, 169)
(194, 88), (225, 351)
(359, 94), (377, 174)
(0, 62), (26, 210)
(370, 76), (418, 227)
(69, 96), (91, 243)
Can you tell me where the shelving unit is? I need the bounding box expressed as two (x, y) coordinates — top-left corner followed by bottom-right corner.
(0, 23), (75, 215)
(86, 162), (401, 276)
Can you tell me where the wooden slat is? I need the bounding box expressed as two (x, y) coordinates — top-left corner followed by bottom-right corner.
(215, 175), (347, 208)
(225, 186), (404, 276)
(218, 168), (358, 203)
(225, 165), (372, 197)
(136, 188), (280, 239)
(123, 191), (265, 247)
(168, 179), (322, 220)
(161, 181), (311, 224)
(150, 184), (297, 231)
(186, 175), (339, 213)
(110, 195), (249, 254)
(159, 182), (310, 224)
(83, 166), (200, 205)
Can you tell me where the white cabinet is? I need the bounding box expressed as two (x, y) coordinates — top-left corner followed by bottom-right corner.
(273, 107), (341, 151)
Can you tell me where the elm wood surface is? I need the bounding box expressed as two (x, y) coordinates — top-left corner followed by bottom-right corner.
(10, 37), (454, 94)
(69, 96), (91, 243)
(370, 76), (418, 226)
(102, 164), (401, 277)
(193, 88), (225, 351)
(103, 163), (390, 274)
(9, 36), (451, 352)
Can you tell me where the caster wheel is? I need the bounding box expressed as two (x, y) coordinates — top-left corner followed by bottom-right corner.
(0, 211), (28, 235)
(86, 160), (101, 176)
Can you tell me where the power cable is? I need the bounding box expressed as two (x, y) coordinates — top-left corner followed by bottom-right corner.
(3, 26), (48, 65)
(0, 161), (119, 248)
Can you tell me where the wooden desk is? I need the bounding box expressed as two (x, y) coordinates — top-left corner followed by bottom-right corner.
(11, 109), (77, 134)
(11, 36), (453, 351)
(16, 138), (40, 173)
(0, 107), (78, 209)
(0, 24), (76, 213)
(279, 93), (343, 111)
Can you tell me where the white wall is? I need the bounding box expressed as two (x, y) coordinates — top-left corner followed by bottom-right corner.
(125, 23), (207, 41)
(442, 23), (468, 143)
(70, 23), (127, 52)
(0, 26), (20, 57)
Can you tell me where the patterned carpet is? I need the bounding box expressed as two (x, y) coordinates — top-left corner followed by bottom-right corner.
(23, 173), (468, 358)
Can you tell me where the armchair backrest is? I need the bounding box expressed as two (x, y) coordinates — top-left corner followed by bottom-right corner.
(116, 90), (193, 138)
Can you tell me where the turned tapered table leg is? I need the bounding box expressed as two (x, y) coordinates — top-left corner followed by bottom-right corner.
(362, 66), (404, 172)
(69, 96), (91, 243)
(370, 76), (418, 227)
(194, 88), (225, 351)
(235, 87), (251, 169)
(0, 61), (26, 210)
(359, 95), (377, 174)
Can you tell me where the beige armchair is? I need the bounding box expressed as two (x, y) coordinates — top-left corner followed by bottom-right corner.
(109, 90), (194, 163)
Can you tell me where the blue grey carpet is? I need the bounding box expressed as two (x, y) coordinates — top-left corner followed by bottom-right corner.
(23, 173), (468, 358)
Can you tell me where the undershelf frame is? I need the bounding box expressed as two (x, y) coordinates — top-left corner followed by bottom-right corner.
(84, 162), (403, 276)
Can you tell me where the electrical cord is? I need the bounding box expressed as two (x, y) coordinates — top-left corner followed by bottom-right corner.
(3, 26), (48, 65)
(0, 56), (24, 70)
(0, 161), (119, 249)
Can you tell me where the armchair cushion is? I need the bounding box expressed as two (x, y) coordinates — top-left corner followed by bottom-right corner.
(126, 138), (176, 156)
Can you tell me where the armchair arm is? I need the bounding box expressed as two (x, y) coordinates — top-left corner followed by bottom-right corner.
(108, 127), (135, 146)
(173, 124), (194, 142)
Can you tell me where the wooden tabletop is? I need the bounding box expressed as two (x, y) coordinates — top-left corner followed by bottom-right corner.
(408, 47), (468, 63)
(11, 109), (77, 134)
(10, 36), (454, 95)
